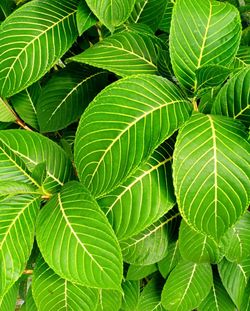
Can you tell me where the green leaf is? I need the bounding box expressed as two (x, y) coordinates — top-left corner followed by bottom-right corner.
(97, 289), (122, 311)
(158, 0), (174, 33)
(33, 256), (99, 311)
(0, 282), (18, 311)
(234, 46), (250, 68)
(157, 49), (173, 81)
(0, 194), (40, 297)
(158, 241), (181, 278)
(170, 0), (241, 91)
(10, 82), (41, 130)
(198, 272), (235, 311)
(99, 140), (176, 240)
(137, 275), (165, 311)
(0, 130), (74, 193)
(77, 0), (96, 36)
(0, 0), (78, 97)
(222, 211), (250, 262)
(161, 260), (213, 311)
(0, 181), (37, 196)
(0, 0), (15, 21)
(0, 97), (16, 122)
(37, 64), (108, 132)
(128, 0), (167, 31)
(218, 257), (250, 308)
(31, 162), (47, 186)
(241, 280), (250, 311)
(173, 113), (250, 241)
(36, 181), (123, 290)
(198, 87), (219, 114)
(179, 220), (223, 263)
(121, 280), (140, 311)
(212, 67), (250, 125)
(85, 0), (136, 31)
(75, 74), (193, 198)
(20, 287), (37, 311)
(68, 32), (160, 76)
(126, 263), (158, 281)
(121, 212), (179, 265)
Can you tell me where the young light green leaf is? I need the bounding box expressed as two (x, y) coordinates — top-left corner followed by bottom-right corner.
(77, 0), (97, 36)
(212, 67), (250, 125)
(10, 82), (41, 130)
(218, 257), (250, 308)
(173, 113), (250, 241)
(121, 280), (140, 311)
(33, 256), (99, 311)
(0, 282), (18, 311)
(0, 194), (40, 297)
(170, 0), (241, 91)
(36, 181), (123, 290)
(85, 0), (136, 31)
(0, 0), (78, 97)
(99, 140), (176, 240)
(198, 273), (236, 311)
(161, 260), (213, 311)
(158, 0), (174, 33)
(0, 97), (16, 122)
(37, 64), (108, 132)
(75, 75), (193, 198)
(179, 220), (223, 263)
(0, 130), (74, 193)
(158, 241), (181, 278)
(68, 31), (160, 76)
(97, 289), (122, 311)
(126, 264), (158, 281)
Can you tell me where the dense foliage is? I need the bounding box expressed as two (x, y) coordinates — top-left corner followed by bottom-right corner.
(0, 0), (249, 310)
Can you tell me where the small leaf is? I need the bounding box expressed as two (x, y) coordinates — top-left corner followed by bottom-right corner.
(97, 289), (122, 311)
(31, 162), (47, 186)
(173, 113), (250, 241)
(33, 256), (99, 311)
(0, 282), (18, 311)
(158, 241), (181, 278)
(77, 0), (96, 36)
(0, 98), (16, 122)
(126, 264), (158, 281)
(161, 260), (213, 311)
(121, 280), (140, 311)
(158, 0), (174, 33)
(36, 181), (123, 290)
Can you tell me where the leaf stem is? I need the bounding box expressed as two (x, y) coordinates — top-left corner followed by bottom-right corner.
(192, 97), (198, 112)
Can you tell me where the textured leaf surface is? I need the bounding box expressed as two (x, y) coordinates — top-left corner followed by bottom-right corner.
(20, 287), (37, 311)
(241, 281), (250, 311)
(126, 263), (157, 281)
(75, 74), (192, 198)
(121, 280), (140, 311)
(170, 0), (241, 91)
(97, 289), (122, 311)
(37, 64), (108, 132)
(10, 82), (41, 130)
(179, 220), (223, 263)
(0, 97), (15, 122)
(36, 181), (123, 290)
(158, 241), (181, 278)
(235, 46), (250, 68)
(33, 256), (99, 311)
(161, 260), (213, 311)
(76, 0), (96, 35)
(198, 273), (235, 311)
(85, 0), (136, 31)
(0, 282), (18, 311)
(173, 113), (250, 240)
(0, 0), (78, 97)
(0, 195), (40, 297)
(68, 32), (160, 76)
(158, 0), (173, 33)
(0, 181), (37, 196)
(0, 130), (74, 193)
(212, 67), (250, 125)
(99, 140), (175, 240)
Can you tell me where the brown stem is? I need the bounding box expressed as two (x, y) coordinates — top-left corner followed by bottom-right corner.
(23, 269), (33, 275)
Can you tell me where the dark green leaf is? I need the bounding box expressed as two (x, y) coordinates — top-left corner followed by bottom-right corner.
(158, 0), (174, 33)
(121, 280), (140, 311)
(77, 0), (96, 36)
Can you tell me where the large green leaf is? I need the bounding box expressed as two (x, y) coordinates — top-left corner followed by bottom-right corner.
(179, 220), (223, 263)
(85, 0), (136, 31)
(161, 260), (213, 311)
(173, 113), (250, 241)
(0, 282), (18, 311)
(0, 130), (74, 193)
(68, 31), (160, 76)
(32, 256), (99, 311)
(121, 280), (140, 311)
(75, 75), (192, 198)
(198, 273), (235, 311)
(99, 140), (176, 240)
(212, 67), (250, 125)
(158, 240), (181, 278)
(0, 194), (40, 297)
(36, 181), (123, 290)
(170, 0), (241, 91)
(37, 64), (108, 132)
(0, 0), (78, 98)
(10, 82), (41, 130)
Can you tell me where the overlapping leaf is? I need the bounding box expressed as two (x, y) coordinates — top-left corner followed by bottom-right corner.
(0, 0), (15, 21)
(161, 260), (213, 311)
(0, 0), (78, 97)
(212, 67), (250, 125)
(0, 194), (40, 297)
(126, 264), (157, 281)
(170, 0), (241, 91)
(158, 241), (180, 278)
(97, 289), (122, 311)
(76, 0), (96, 35)
(36, 181), (123, 290)
(0, 282), (18, 311)
(68, 31), (160, 76)
(0, 130), (74, 193)
(75, 75), (192, 198)
(121, 280), (140, 311)
(20, 287), (37, 311)
(234, 46), (250, 68)
(158, 0), (174, 33)
(0, 97), (16, 122)
(32, 256), (99, 311)
(173, 113), (250, 240)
